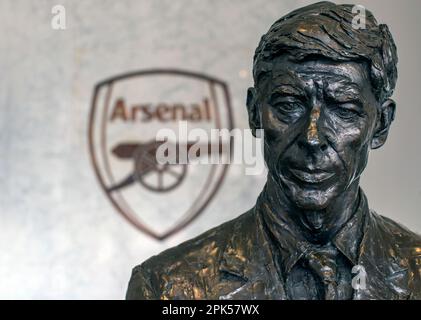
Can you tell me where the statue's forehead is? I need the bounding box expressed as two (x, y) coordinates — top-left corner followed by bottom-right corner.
(267, 70), (365, 102)
(270, 63), (364, 93)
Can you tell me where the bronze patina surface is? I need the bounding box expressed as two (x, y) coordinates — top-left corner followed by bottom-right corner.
(126, 1), (421, 300)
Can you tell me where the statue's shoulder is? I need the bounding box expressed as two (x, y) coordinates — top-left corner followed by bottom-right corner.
(126, 209), (256, 299)
(369, 210), (421, 249)
(366, 210), (421, 298)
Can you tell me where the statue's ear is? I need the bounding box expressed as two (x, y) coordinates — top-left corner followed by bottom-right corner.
(246, 87), (261, 137)
(371, 98), (396, 149)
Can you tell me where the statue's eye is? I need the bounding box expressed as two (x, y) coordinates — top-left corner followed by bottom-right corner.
(277, 103), (298, 113)
(271, 99), (305, 123)
(331, 103), (361, 121)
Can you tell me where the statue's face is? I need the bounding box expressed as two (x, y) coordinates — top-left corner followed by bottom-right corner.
(254, 56), (380, 210)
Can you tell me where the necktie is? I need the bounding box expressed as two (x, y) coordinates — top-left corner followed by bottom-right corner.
(303, 244), (339, 300)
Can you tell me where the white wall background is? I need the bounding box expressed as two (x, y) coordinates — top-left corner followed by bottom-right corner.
(0, 0), (420, 299)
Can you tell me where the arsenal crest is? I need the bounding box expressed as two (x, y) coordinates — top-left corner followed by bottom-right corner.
(88, 69), (234, 240)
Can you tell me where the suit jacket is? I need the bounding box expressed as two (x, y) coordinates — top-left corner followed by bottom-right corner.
(126, 201), (421, 300)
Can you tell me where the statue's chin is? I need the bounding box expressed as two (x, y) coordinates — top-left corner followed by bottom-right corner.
(272, 171), (342, 210)
(284, 185), (334, 211)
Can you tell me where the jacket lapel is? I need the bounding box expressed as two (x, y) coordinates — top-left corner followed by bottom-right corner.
(353, 210), (410, 300)
(217, 209), (286, 299)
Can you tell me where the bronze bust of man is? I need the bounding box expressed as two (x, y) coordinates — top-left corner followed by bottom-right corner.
(126, 1), (421, 300)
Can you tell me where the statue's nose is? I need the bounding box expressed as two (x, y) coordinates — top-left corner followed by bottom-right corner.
(299, 106), (328, 151)
(307, 107), (320, 144)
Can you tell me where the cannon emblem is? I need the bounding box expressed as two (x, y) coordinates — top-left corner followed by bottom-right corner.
(107, 140), (226, 193)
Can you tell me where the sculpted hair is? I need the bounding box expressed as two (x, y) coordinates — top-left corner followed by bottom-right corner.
(253, 1), (398, 102)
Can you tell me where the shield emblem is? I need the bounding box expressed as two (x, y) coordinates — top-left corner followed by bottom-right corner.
(88, 69), (234, 240)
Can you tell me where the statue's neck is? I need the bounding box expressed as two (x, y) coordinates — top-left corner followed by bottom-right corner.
(264, 175), (360, 244)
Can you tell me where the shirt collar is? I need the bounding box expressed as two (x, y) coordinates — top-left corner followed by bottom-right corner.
(257, 178), (368, 274)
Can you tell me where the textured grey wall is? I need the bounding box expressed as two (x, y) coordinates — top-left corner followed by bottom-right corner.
(0, 0), (420, 299)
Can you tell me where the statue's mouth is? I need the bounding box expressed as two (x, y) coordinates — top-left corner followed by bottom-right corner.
(288, 168), (335, 184)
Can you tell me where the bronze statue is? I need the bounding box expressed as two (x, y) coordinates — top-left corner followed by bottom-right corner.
(126, 1), (421, 299)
